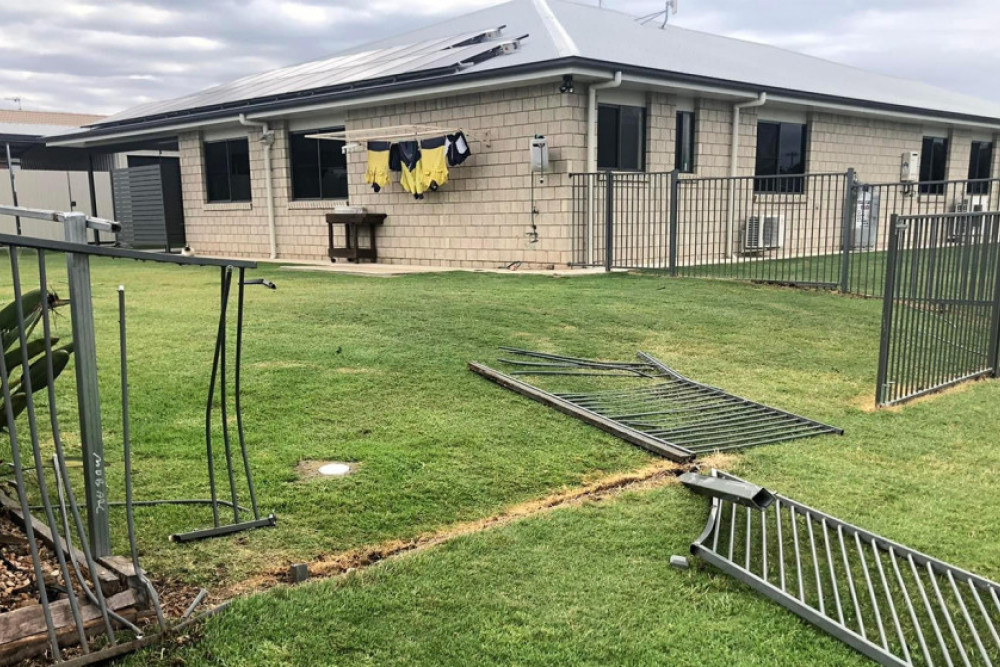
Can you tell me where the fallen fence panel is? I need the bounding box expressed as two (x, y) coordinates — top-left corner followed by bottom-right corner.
(690, 469), (1000, 667)
(470, 349), (841, 459)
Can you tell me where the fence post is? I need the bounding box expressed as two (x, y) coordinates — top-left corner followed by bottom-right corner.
(875, 214), (902, 406)
(669, 169), (679, 277)
(839, 168), (856, 294)
(988, 216), (1000, 377)
(64, 212), (111, 557)
(604, 171), (614, 272)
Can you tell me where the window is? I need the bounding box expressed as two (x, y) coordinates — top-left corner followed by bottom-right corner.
(204, 138), (251, 203)
(675, 111), (696, 173)
(919, 136), (948, 195)
(968, 140), (994, 195)
(754, 121), (807, 193)
(597, 104), (646, 171)
(289, 128), (348, 200)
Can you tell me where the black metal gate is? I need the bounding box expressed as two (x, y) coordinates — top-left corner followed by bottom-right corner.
(875, 212), (1000, 406)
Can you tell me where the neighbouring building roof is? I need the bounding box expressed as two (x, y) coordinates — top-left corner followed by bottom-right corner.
(0, 110), (107, 142)
(55, 0), (1000, 141)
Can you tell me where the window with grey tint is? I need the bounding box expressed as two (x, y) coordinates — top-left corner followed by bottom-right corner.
(597, 104), (646, 171)
(290, 128), (348, 200)
(967, 140), (993, 195)
(919, 136), (948, 194)
(754, 121), (807, 193)
(204, 138), (251, 203)
(675, 111), (695, 173)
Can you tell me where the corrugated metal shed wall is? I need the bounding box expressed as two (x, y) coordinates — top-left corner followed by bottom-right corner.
(112, 161), (185, 250)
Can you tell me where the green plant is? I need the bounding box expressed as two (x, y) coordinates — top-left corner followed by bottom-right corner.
(0, 289), (73, 431)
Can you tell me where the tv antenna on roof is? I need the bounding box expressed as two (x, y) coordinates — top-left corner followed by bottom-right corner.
(636, 0), (679, 28)
(4, 97), (22, 110)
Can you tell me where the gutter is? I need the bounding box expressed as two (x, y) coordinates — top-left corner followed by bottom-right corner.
(49, 57), (1000, 149)
(727, 92), (766, 256)
(237, 114), (277, 260)
(586, 71), (622, 265)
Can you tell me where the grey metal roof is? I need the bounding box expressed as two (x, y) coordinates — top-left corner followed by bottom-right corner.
(77, 0), (1000, 133)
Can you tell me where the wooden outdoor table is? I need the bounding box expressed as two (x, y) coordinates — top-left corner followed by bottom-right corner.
(325, 212), (387, 262)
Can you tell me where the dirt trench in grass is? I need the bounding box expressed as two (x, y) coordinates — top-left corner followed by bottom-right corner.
(216, 453), (736, 601)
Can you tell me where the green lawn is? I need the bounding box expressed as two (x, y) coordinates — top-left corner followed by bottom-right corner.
(5, 253), (1000, 665)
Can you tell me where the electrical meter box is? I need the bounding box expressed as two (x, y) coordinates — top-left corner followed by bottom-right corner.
(900, 150), (920, 183)
(530, 135), (549, 172)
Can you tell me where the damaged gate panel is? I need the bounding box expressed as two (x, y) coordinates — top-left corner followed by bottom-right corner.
(470, 348), (841, 461)
(690, 470), (1000, 667)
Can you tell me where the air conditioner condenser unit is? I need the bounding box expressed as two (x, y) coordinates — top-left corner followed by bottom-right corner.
(742, 216), (784, 252)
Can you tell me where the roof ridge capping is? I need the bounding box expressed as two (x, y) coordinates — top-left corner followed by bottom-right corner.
(532, 0), (579, 58)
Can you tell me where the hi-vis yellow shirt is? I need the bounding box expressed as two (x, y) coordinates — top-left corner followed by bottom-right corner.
(365, 141), (391, 193)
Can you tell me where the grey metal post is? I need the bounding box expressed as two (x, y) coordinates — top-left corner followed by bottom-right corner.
(987, 216), (1000, 377)
(669, 169), (680, 277)
(64, 212), (111, 556)
(875, 214), (901, 406)
(5, 143), (20, 235)
(839, 168), (856, 294)
(604, 171), (614, 272)
(87, 154), (101, 245)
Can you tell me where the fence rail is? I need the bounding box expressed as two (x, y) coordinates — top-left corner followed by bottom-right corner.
(875, 211), (1000, 406)
(0, 206), (273, 660)
(570, 170), (1000, 298)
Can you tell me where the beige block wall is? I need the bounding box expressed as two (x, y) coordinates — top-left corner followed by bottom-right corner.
(175, 79), (1000, 267)
(346, 83), (586, 268)
(178, 82), (586, 268)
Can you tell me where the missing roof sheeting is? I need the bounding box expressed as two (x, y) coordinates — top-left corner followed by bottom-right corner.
(469, 348), (841, 461)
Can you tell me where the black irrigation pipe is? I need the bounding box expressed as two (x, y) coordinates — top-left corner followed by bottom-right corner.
(119, 285), (167, 632)
(235, 268), (261, 520)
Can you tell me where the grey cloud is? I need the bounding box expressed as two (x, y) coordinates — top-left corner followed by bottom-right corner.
(0, 0), (997, 115)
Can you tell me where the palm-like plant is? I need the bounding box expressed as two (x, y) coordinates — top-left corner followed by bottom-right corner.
(0, 289), (73, 432)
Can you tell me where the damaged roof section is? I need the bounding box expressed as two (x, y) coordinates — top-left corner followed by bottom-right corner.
(689, 470), (1000, 667)
(469, 348), (841, 462)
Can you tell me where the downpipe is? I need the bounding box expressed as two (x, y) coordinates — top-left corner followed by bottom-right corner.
(586, 71), (622, 266)
(726, 92), (766, 257)
(238, 114), (277, 260)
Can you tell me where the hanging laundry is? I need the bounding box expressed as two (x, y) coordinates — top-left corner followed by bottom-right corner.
(365, 141), (391, 193)
(419, 136), (449, 192)
(446, 131), (472, 166)
(388, 143), (402, 173)
(397, 141), (424, 200)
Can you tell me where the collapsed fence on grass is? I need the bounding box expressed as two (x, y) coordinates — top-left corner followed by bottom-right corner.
(470, 348), (841, 461)
(689, 469), (1000, 667)
(571, 170), (1000, 299)
(0, 206), (274, 663)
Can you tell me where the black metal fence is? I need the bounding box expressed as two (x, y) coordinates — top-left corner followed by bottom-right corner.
(570, 170), (1000, 298)
(875, 212), (1000, 406)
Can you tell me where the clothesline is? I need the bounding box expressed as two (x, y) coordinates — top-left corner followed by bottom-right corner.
(306, 125), (450, 142)
(306, 124), (478, 144)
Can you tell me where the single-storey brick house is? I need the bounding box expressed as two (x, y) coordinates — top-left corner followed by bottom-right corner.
(53, 0), (1000, 268)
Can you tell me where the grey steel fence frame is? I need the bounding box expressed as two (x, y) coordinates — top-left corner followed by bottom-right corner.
(569, 171), (1000, 299)
(0, 207), (274, 659)
(875, 211), (1000, 406)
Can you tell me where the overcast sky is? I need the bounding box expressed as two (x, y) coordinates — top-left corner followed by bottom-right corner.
(0, 0), (997, 116)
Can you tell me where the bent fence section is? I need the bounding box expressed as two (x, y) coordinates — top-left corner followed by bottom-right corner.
(875, 212), (1000, 406)
(0, 206), (273, 661)
(570, 171), (1000, 298)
